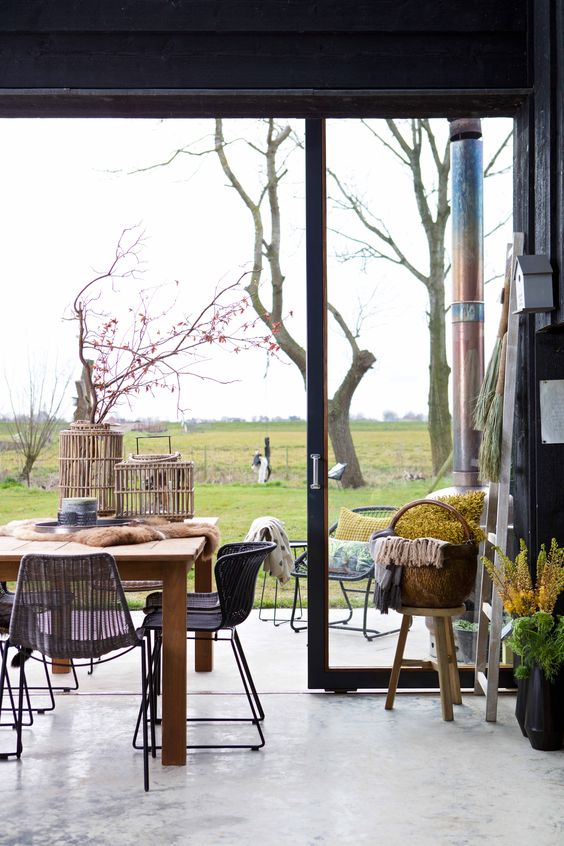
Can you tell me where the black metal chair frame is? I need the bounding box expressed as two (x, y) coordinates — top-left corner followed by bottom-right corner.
(134, 540), (276, 752)
(0, 553), (154, 791)
(290, 506), (400, 640)
(258, 540), (307, 627)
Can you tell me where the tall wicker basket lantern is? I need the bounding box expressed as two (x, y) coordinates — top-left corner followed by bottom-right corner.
(114, 445), (194, 522)
(58, 421), (124, 516)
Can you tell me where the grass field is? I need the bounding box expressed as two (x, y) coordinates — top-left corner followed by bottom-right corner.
(0, 419), (448, 609)
(0, 419), (432, 488)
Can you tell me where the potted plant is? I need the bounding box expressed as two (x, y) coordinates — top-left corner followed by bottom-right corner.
(452, 619), (479, 664)
(483, 538), (564, 749)
(60, 226), (278, 514)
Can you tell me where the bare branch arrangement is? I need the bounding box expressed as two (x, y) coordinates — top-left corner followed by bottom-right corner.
(69, 226), (278, 424)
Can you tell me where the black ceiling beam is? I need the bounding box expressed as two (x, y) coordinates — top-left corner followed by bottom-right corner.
(3, 1), (527, 33)
(0, 88), (529, 119)
(0, 32), (528, 91)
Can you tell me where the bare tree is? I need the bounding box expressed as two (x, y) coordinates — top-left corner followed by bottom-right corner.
(213, 119), (374, 487)
(6, 364), (70, 486)
(330, 119), (511, 475)
(69, 226), (278, 424)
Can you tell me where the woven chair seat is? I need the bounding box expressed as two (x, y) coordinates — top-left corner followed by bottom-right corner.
(143, 590), (220, 613)
(144, 606), (223, 632)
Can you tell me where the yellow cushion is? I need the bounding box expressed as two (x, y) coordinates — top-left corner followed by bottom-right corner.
(334, 507), (392, 541)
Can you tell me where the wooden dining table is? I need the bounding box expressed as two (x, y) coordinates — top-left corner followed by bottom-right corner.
(0, 529), (216, 766)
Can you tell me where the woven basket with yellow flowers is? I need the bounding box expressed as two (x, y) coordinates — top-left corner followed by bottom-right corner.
(373, 491), (486, 608)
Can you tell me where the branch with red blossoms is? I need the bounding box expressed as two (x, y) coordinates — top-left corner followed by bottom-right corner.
(68, 226), (279, 423)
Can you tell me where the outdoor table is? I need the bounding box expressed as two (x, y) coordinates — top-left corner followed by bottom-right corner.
(0, 531), (215, 766)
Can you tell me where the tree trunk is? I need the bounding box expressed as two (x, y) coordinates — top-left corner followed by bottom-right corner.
(427, 283), (452, 475)
(19, 459), (33, 487)
(328, 405), (364, 488)
(328, 348), (376, 487)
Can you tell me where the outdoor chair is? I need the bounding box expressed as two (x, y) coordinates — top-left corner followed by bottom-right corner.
(0, 553), (154, 791)
(134, 540), (276, 751)
(290, 505), (399, 640)
(0, 580), (78, 717)
(257, 540), (307, 626)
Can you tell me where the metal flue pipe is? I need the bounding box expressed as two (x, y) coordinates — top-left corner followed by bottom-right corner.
(449, 118), (484, 489)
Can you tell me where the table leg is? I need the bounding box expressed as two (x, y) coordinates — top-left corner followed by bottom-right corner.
(161, 562), (187, 766)
(194, 551), (214, 672)
(51, 657), (71, 675)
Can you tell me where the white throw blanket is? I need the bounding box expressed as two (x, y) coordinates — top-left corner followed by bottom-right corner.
(369, 534), (449, 568)
(245, 515), (293, 583)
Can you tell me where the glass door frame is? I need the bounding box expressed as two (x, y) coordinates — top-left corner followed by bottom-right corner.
(305, 117), (515, 692)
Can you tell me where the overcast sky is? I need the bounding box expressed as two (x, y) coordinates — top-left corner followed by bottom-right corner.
(0, 117), (513, 423)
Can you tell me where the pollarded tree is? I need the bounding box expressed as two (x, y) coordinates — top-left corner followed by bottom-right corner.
(135, 120), (374, 486)
(330, 119), (511, 475)
(213, 119), (374, 488)
(6, 363), (70, 485)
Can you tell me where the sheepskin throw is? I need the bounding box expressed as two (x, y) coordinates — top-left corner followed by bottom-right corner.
(0, 518), (221, 557)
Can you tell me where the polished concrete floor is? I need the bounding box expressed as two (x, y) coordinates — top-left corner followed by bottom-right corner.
(1, 609), (563, 846)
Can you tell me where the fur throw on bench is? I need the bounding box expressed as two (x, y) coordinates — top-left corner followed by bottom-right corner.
(0, 518), (221, 558)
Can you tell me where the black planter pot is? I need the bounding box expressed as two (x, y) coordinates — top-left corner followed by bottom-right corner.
(515, 676), (529, 738)
(524, 664), (564, 751)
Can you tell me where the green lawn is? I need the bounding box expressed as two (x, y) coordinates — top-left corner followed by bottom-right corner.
(0, 419), (446, 610)
(0, 475), (448, 609)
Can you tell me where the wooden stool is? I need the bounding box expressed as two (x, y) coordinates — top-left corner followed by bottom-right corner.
(385, 605), (465, 721)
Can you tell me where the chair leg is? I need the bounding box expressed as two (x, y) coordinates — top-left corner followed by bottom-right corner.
(133, 632), (162, 751)
(15, 655), (26, 758)
(330, 581), (354, 626)
(135, 628), (265, 751)
(290, 577), (307, 632)
(434, 617), (454, 721)
(0, 640), (18, 758)
(444, 617), (462, 705)
(385, 615), (411, 710)
(329, 580), (399, 640)
(232, 629), (264, 722)
(0, 642), (34, 729)
(140, 642), (150, 791)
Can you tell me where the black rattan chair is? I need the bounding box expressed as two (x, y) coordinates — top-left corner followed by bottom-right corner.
(0, 581), (78, 718)
(135, 540), (276, 751)
(0, 553), (154, 790)
(290, 505), (399, 640)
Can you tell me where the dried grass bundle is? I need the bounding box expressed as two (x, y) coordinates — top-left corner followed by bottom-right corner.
(474, 245), (512, 431)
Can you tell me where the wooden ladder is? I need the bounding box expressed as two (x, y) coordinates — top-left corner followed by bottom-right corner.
(474, 232), (524, 721)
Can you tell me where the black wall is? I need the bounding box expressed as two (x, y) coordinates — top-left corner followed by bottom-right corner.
(0, 0), (562, 562)
(0, 1), (528, 117)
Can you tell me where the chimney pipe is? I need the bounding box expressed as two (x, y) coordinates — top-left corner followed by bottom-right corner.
(449, 118), (484, 489)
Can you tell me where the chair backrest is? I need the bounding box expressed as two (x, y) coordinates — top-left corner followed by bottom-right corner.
(9, 553), (140, 660)
(328, 505), (398, 538)
(214, 541), (277, 629)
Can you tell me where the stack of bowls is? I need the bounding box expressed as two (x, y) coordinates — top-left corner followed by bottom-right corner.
(58, 497), (98, 527)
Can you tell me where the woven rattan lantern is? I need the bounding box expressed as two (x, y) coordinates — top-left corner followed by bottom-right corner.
(114, 452), (194, 521)
(59, 422), (124, 516)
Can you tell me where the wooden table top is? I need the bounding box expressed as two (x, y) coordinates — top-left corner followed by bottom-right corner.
(0, 534), (207, 563)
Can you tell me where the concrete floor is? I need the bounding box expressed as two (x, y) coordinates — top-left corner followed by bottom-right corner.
(1, 610), (564, 846)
